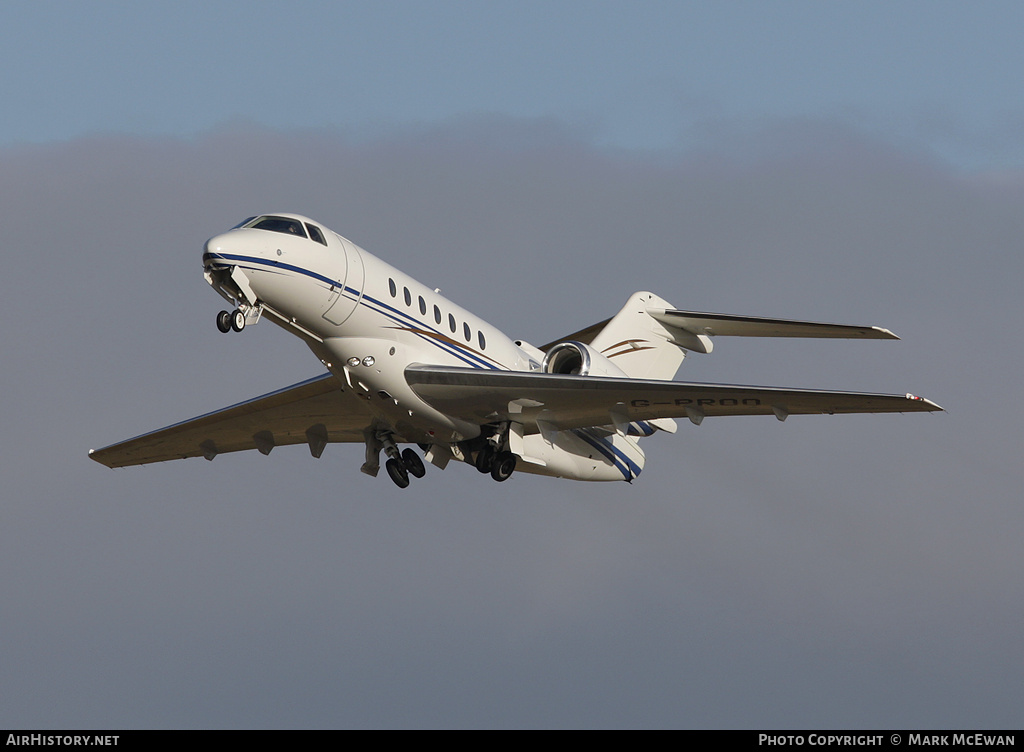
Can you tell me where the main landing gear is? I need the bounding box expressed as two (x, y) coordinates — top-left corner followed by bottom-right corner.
(474, 445), (517, 482)
(216, 308), (249, 333)
(381, 438), (427, 490)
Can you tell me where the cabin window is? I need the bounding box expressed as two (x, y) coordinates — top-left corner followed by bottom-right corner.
(404, 287), (411, 306)
(305, 223), (327, 246)
(448, 313), (456, 333)
(464, 322), (471, 341)
(388, 278), (396, 298)
(418, 296), (426, 315)
(478, 331), (486, 350)
(434, 305), (442, 324)
(250, 216), (307, 238)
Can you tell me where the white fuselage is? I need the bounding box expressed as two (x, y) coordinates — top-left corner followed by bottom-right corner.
(202, 214), (645, 481)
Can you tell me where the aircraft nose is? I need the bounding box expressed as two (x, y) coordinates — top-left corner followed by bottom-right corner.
(203, 234), (229, 265)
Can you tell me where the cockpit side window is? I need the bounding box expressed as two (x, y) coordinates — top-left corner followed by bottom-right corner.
(249, 216), (308, 238)
(305, 223), (327, 246)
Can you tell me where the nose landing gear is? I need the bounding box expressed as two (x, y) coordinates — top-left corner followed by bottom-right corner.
(216, 310), (233, 333)
(216, 306), (260, 333)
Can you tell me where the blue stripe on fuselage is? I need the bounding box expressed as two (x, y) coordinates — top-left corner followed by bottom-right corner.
(207, 252), (500, 370)
(628, 421), (656, 437)
(572, 429), (642, 481)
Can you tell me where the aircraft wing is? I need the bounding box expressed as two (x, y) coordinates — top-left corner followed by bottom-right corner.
(89, 373), (373, 468)
(405, 365), (942, 431)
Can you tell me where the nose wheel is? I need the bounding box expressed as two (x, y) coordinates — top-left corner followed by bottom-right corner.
(216, 309), (248, 333)
(216, 310), (232, 333)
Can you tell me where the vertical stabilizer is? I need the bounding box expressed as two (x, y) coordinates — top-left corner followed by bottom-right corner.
(589, 292), (687, 380)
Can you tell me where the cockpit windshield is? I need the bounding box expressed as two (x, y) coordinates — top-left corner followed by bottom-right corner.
(305, 223), (327, 246)
(243, 215), (308, 238)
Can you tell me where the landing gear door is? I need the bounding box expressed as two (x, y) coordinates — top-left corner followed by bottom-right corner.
(322, 236), (365, 326)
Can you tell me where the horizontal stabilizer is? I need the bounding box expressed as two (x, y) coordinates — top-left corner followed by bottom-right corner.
(648, 309), (898, 340)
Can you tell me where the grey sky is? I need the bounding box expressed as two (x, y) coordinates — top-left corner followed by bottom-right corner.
(2, 1), (1021, 729)
(3, 119), (1020, 728)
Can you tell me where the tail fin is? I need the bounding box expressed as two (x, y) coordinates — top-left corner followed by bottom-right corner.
(589, 292), (687, 380)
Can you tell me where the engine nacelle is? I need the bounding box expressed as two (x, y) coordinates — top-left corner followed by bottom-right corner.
(541, 341), (629, 378)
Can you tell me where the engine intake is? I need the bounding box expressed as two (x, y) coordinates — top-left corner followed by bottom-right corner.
(541, 341), (628, 378)
(543, 341), (591, 375)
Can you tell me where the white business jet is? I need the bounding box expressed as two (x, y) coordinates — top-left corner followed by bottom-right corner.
(89, 213), (941, 487)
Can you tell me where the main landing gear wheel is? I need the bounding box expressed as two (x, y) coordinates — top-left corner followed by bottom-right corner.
(216, 310), (232, 333)
(402, 448), (426, 478)
(475, 446), (494, 474)
(385, 458), (410, 489)
(231, 309), (246, 332)
(490, 451), (516, 482)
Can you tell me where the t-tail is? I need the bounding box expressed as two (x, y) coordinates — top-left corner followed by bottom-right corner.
(588, 292), (690, 380)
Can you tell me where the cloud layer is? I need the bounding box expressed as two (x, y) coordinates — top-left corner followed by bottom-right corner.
(2, 118), (1020, 727)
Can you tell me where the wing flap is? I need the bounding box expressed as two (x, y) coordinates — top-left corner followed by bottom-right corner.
(89, 373), (373, 468)
(405, 365), (941, 432)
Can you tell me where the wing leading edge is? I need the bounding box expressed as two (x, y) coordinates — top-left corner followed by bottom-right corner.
(405, 365), (942, 431)
(89, 373), (374, 468)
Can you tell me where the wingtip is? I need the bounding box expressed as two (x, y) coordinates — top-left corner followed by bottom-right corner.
(872, 326), (900, 340)
(906, 393), (943, 411)
(88, 448), (113, 467)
